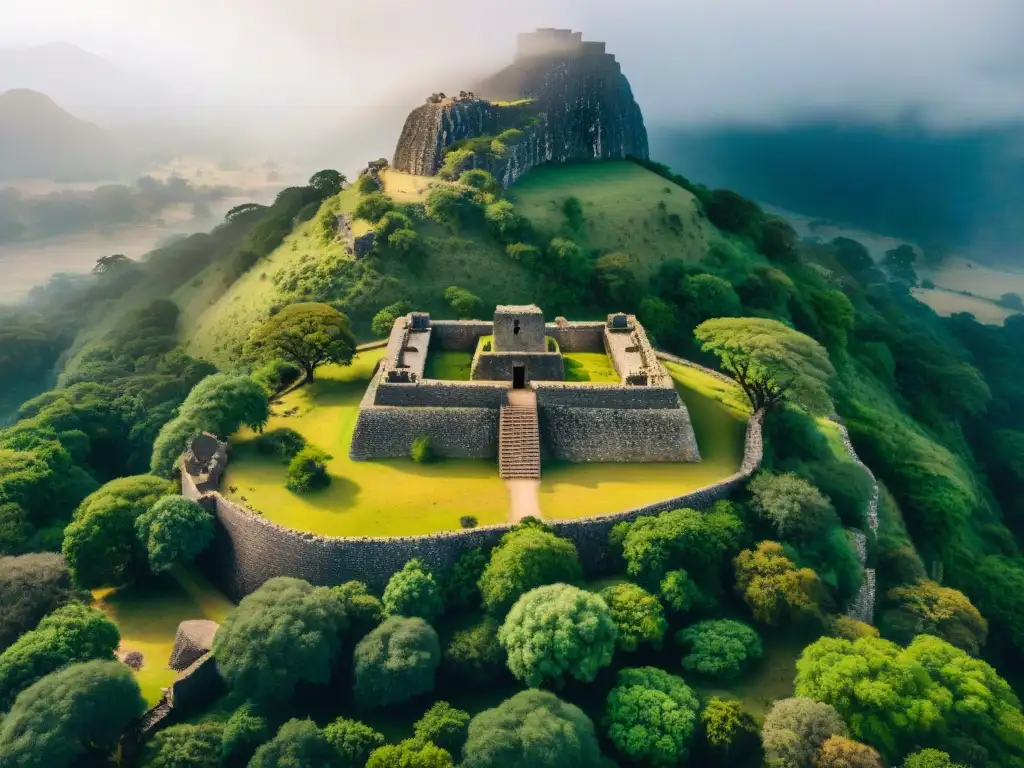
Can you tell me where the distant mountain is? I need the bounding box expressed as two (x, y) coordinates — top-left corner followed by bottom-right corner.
(0, 42), (172, 125)
(0, 89), (119, 181)
(649, 120), (1024, 262)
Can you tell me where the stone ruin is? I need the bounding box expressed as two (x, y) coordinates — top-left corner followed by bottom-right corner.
(168, 619), (219, 671)
(183, 434), (228, 493)
(391, 28), (648, 186)
(349, 305), (699, 464)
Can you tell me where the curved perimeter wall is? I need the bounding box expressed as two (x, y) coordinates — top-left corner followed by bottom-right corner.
(189, 356), (763, 601)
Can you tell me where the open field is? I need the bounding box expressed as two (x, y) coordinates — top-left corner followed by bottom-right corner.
(540, 361), (751, 519)
(563, 351), (619, 383)
(911, 286), (1017, 325)
(379, 169), (437, 203)
(92, 568), (234, 706)
(223, 352), (750, 535)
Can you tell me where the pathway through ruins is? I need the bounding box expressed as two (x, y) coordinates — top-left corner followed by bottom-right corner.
(500, 389), (543, 521)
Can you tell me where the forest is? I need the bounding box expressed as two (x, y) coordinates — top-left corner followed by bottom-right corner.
(1, 159), (1023, 768)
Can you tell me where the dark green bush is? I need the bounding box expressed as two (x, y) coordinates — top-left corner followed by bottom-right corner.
(286, 447), (332, 492)
(255, 428), (307, 461)
(411, 435), (433, 463)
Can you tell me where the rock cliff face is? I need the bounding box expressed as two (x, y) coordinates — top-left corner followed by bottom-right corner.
(392, 29), (649, 186)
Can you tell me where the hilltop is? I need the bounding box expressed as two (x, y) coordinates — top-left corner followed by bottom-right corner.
(0, 88), (116, 180)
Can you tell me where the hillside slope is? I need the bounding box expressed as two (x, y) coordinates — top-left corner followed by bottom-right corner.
(182, 160), (716, 367)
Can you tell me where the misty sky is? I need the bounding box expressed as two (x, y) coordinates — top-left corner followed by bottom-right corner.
(2, 0), (1023, 129)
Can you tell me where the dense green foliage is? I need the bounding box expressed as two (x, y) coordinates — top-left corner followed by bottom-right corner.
(383, 558), (443, 621)
(879, 579), (987, 654)
(323, 717), (385, 768)
(734, 541), (823, 625)
(134, 495), (214, 573)
(0, 659), (145, 766)
(604, 666), (700, 766)
(61, 474), (174, 587)
(0, 553), (88, 652)
(150, 373), (269, 477)
(600, 582), (668, 652)
(249, 718), (342, 768)
(443, 617), (504, 685)
(676, 619), (763, 679)
(366, 739), (453, 768)
(0, 602), (119, 710)
(479, 524), (583, 614)
(462, 690), (601, 768)
(761, 697), (847, 768)
(213, 577), (349, 705)
(143, 722), (224, 768)
(221, 703), (270, 767)
(414, 701), (471, 756)
(285, 446), (332, 492)
(499, 583), (617, 687)
(353, 616), (440, 709)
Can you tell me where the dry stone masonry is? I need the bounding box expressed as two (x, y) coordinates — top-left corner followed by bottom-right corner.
(392, 28), (649, 188)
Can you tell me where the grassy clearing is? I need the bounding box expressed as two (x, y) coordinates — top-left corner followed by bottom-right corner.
(563, 352), (619, 383)
(223, 353), (750, 535)
(539, 362), (751, 519)
(223, 351), (511, 536)
(379, 169), (437, 203)
(424, 351), (473, 380)
(92, 568), (235, 706)
(911, 286), (1017, 325)
(507, 161), (712, 284)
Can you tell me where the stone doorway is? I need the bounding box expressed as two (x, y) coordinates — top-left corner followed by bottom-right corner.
(512, 364), (526, 389)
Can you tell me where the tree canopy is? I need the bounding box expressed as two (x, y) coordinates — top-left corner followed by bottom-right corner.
(462, 689), (601, 768)
(478, 524), (582, 614)
(383, 558), (443, 622)
(604, 666), (700, 766)
(324, 717), (385, 768)
(676, 619), (763, 680)
(134, 495), (214, 573)
(748, 471), (837, 541)
(879, 579), (987, 655)
(61, 474), (174, 587)
(245, 303), (356, 382)
(761, 697), (847, 768)
(499, 583), (617, 687)
(143, 722), (224, 768)
(353, 615), (440, 709)
(414, 701), (471, 756)
(366, 739), (453, 768)
(213, 577), (348, 705)
(221, 703), (270, 767)
(0, 553), (88, 652)
(694, 317), (835, 413)
(734, 541), (822, 625)
(0, 659), (145, 767)
(600, 582), (668, 652)
(249, 719), (342, 768)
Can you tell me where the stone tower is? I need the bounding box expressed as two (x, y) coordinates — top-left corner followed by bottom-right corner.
(493, 305), (545, 352)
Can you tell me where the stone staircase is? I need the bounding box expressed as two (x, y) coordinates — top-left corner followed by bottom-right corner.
(499, 397), (541, 479)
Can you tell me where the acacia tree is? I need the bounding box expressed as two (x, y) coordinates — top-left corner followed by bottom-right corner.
(245, 303), (356, 382)
(694, 317), (835, 414)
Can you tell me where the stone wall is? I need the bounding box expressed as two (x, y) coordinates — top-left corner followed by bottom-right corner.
(430, 321), (493, 351)
(169, 653), (224, 716)
(349, 406), (498, 460)
(374, 380), (508, 408)
(545, 322), (605, 353)
(472, 352), (565, 383)
(533, 382), (680, 409)
(540, 406), (700, 463)
(186, 399), (763, 601)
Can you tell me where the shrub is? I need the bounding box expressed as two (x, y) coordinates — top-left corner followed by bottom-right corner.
(563, 196), (584, 230)
(286, 447), (332, 492)
(323, 717), (385, 768)
(600, 582), (668, 652)
(444, 286), (482, 319)
(414, 701), (471, 756)
(701, 697), (757, 754)
(461, 169), (499, 195)
(254, 427), (306, 460)
(353, 616), (440, 709)
(499, 583), (617, 687)
(676, 619), (763, 679)
(353, 193), (394, 222)
(829, 615), (879, 641)
(388, 228), (421, 257)
(134, 496), (215, 573)
(604, 666), (700, 766)
(660, 569), (704, 615)
(506, 242), (540, 263)
(383, 558), (443, 621)
(479, 526), (582, 614)
(462, 690), (600, 768)
(459, 515), (478, 529)
(251, 359), (301, 395)
(411, 435), (433, 463)
(443, 547), (487, 610)
(748, 471), (836, 541)
(356, 174), (379, 194)
(371, 301), (411, 337)
(444, 617), (505, 685)
(221, 704), (270, 767)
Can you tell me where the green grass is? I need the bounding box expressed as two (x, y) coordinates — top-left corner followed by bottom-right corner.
(539, 362), (751, 519)
(223, 353), (751, 535)
(92, 568), (235, 706)
(424, 351), (473, 380)
(507, 161), (713, 284)
(563, 352), (619, 383)
(223, 351), (511, 536)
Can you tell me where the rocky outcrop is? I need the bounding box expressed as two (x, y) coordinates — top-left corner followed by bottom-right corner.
(392, 29), (648, 186)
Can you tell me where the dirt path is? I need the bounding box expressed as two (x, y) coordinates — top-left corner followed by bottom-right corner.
(506, 478), (542, 521)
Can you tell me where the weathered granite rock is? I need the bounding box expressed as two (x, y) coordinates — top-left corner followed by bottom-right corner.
(168, 620), (219, 671)
(392, 28), (648, 187)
